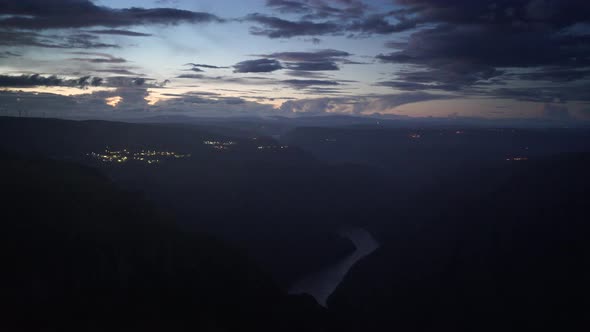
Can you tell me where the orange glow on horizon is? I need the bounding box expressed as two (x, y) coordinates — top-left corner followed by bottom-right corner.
(105, 96), (122, 107)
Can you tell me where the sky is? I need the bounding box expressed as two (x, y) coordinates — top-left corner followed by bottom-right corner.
(0, 0), (589, 123)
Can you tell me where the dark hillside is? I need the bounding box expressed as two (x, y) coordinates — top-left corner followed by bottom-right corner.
(0, 152), (327, 332)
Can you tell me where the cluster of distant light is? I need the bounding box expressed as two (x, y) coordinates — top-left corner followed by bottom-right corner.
(203, 140), (237, 151)
(257, 145), (289, 150)
(409, 131), (465, 140)
(88, 148), (191, 164)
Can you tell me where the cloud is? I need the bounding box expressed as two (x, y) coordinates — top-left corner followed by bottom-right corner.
(490, 85), (590, 103)
(305, 87), (345, 94)
(185, 63), (230, 69)
(0, 0), (224, 29)
(0, 51), (21, 58)
(258, 49), (354, 72)
(279, 92), (451, 114)
(286, 61), (339, 71)
(0, 30), (119, 48)
(176, 74), (206, 79)
(233, 58), (283, 73)
(105, 76), (153, 87)
(69, 52), (127, 63)
(266, 0), (367, 20)
(376, 81), (460, 91)
(175, 74), (277, 86)
(4, 90), (448, 119)
(86, 29), (153, 37)
(281, 79), (340, 89)
(260, 49), (351, 62)
(286, 70), (331, 78)
(0, 74), (64, 87)
(245, 13), (341, 38)
(369, 1), (590, 101)
(348, 14), (417, 35)
(0, 74), (103, 88)
(518, 68), (590, 83)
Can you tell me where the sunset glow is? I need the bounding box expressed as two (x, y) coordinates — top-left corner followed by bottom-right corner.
(105, 96), (122, 108)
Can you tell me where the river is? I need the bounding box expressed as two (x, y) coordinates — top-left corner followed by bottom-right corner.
(288, 227), (379, 307)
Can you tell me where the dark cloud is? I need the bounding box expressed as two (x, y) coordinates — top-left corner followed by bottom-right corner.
(282, 79), (340, 88)
(286, 70), (331, 78)
(233, 58), (283, 73)
(286, 61), (339, 71)
(90, 77), (103, 86)
(261, 49), (351, 62)
(0, 30), (119, 48)
(378, 25), (590, 69)
(106, 76), (152, 87)
(86, 29), (153, 37)
(245, 13), (341, 38)
(175, 74), (276, 86)
(176, 74), (206, 79)
(0, 51), (21, 58)
(389, 0), (590, 30)
(266, 0), (309, 14)
(518, 68), (590, 83)
(305, 87), (345, 94)
(185, 63), (230, 69)
(0, 74), (103, 88)
(373, 1), (590, 98)
(64, 33), (120, 48)
(490, 85), (590, 104)
(349, 14), (417, 35)
(306, 37), (322, 44)
(376, 80), (460, 91)
(69, 52), (127, 63)
(0, 0), (223, 29)
(266, 0), (367, 20)
(0, 74), (64, 87)
(259, 49), (354, 73)
(76, 75), (104, 89)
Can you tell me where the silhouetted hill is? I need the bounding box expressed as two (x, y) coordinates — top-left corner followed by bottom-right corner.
(283, 126), (590, 191)
(0, 152), (329, 332)
(0, 116), (307, 162)
(5, 115), (589, 332)
(328, 153), (590, 332)
(0, 117), (376, 287)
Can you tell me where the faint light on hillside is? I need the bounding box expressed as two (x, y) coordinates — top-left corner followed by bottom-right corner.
(506, 157), (529, 161)
(105, 96), (122, 107)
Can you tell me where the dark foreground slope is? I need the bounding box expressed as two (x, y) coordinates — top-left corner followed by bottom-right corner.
(329, 153), (590, 332)
(0, 152), (327, 332)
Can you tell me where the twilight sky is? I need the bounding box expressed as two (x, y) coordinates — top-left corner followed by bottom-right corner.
(0, 0), (589, 122)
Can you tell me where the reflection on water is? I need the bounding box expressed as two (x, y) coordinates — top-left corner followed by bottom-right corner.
(289, 227), (379, 307)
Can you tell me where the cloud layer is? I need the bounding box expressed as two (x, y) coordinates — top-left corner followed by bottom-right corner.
(0, 0), (223, 29)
